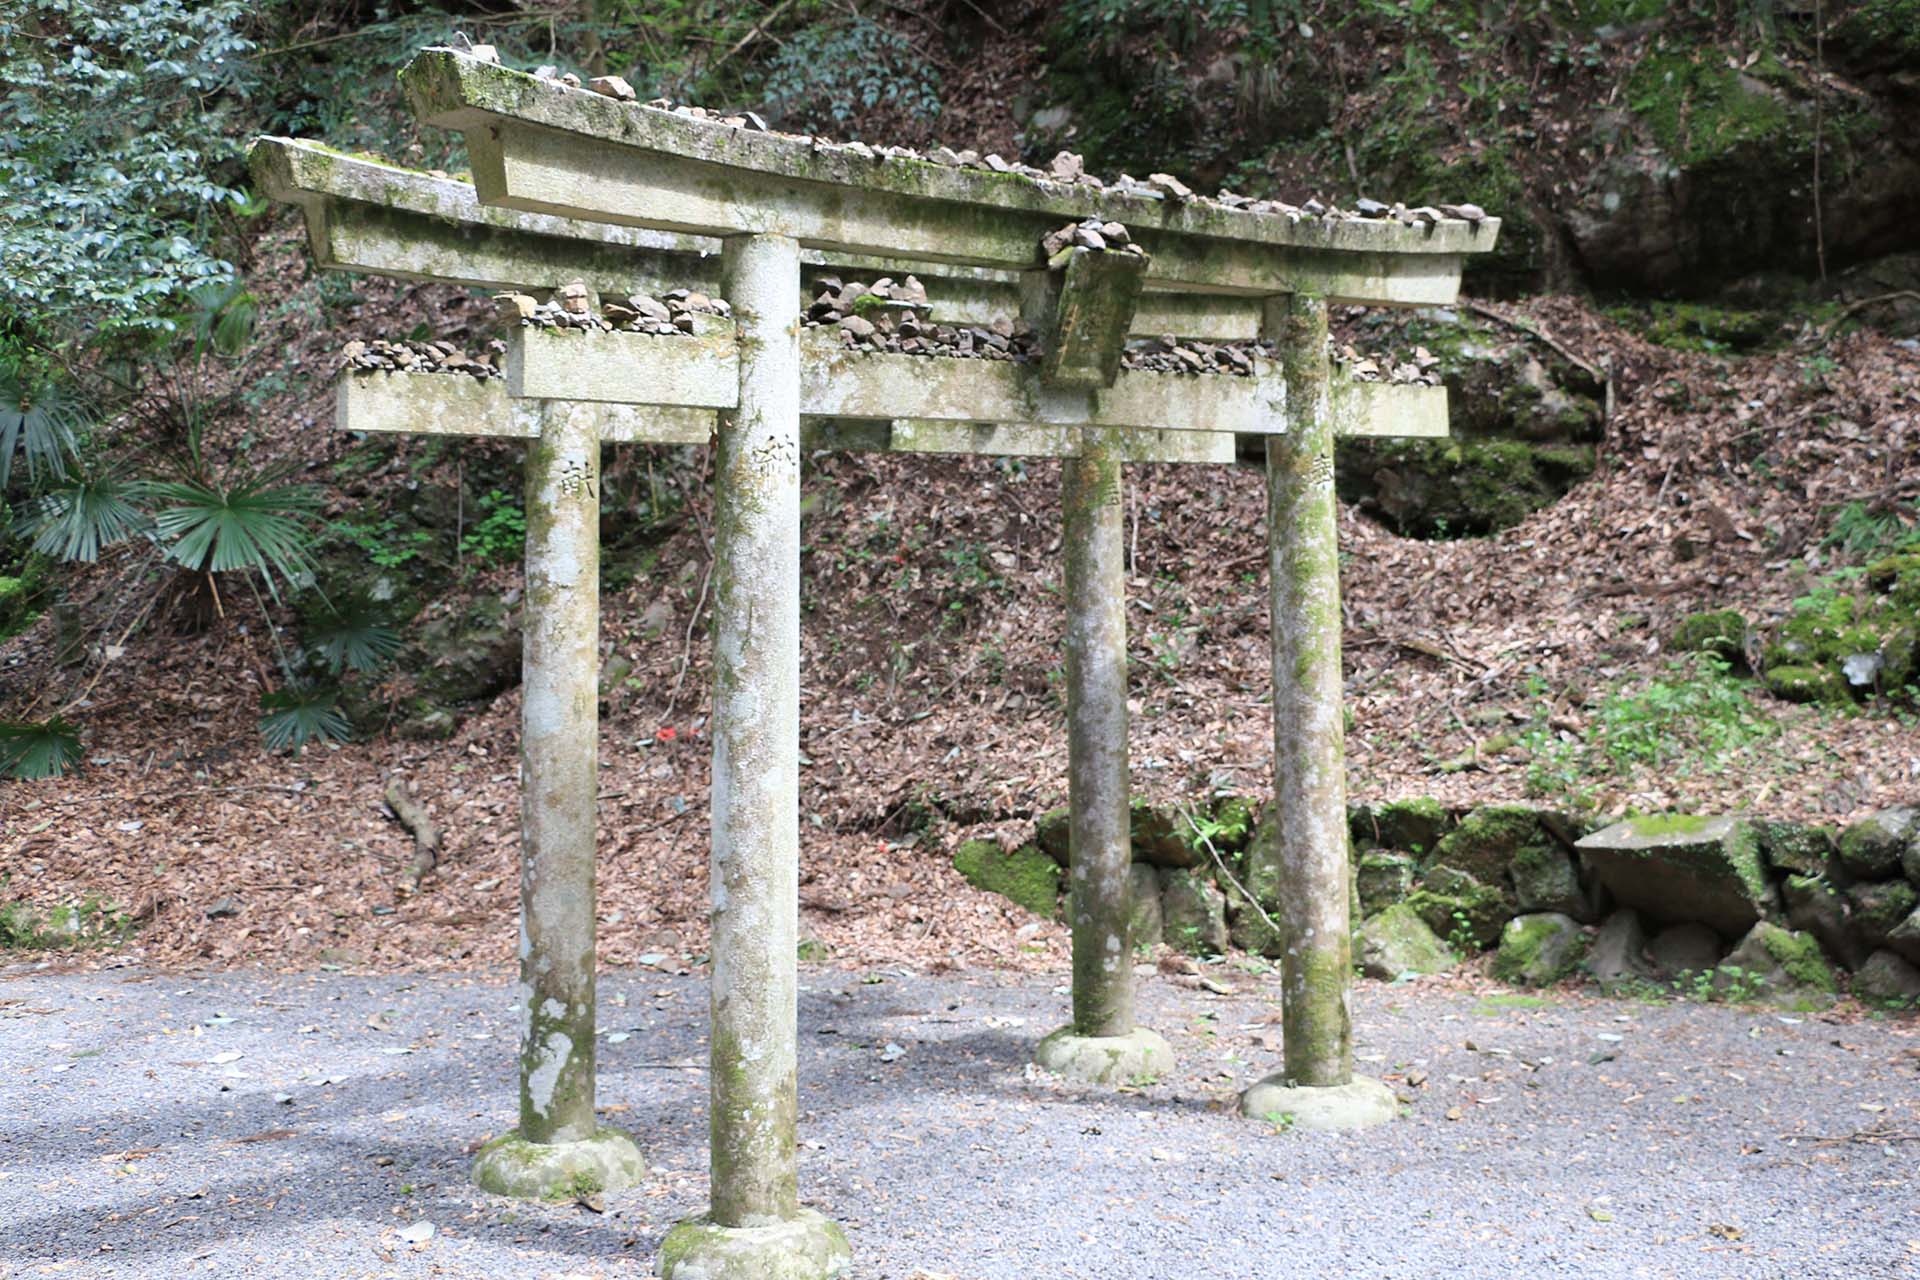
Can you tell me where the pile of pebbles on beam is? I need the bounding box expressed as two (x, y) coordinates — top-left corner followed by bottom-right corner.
(492, 280), (731, 334)
(804, 274), (1041, 362)
(341, 337), (506, 379)
(474, 44), (1489, 234)
(1121, 336), (1445, 382)
(1042, 217), (1147, 257)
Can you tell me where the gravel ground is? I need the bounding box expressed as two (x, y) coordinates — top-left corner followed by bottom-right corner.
(2, 961), (1917, 1280)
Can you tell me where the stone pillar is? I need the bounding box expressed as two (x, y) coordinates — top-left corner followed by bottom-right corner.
(660, 235), (849, 1280)
(1035, 435), (1172, 1085)
(473, 400), (645, 1196)
(1239, 295), (1394, 1131)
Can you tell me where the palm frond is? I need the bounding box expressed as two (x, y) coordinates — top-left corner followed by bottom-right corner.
(0, 362), (84, 490)
(19, 478), (150, 562)
(186, 281), (259, 358)
(303, 594), (404, 675)
(259, 687), (350, 754)
(0, 718), (83, 780)
(150, 475), (320, 601)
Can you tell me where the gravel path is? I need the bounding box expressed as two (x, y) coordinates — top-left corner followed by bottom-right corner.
(2, 961), (1916, 1279)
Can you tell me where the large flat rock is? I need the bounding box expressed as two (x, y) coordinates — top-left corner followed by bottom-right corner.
(1575, 816), (1771, 940)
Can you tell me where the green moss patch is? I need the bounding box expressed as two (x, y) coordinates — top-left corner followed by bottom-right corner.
(952, 839), (1061, 917)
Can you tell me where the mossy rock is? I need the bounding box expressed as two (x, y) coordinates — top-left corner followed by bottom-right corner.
(1844, 879), (1919, 955)
(1129, 799), (1205, 869)
(1430, 804), (1544, 887)
(1886, 905), (1920, 966)
(1357, 903), (1457, 980)
(1406, 866), (1509, 951)
(1336, 438), (1595, 540)
(1852, 949), (1920, 1008)
(1782, 874), (1866, 971)
(1493, 913), (1587, 987)
(1355, 851), (1416, 917)
(1713, 921), (1838, 1009)
(1158, 867), (1227, 957)
(1125, 862), (1163, 950)
(1349, 797), (1450, 857)
(1224, 877), (1284, 958)
(1758, 821), (1837, 878)
(1865, 552), (1920, 611)
(414, 594), (522, 706)
(1764, 662), (1850, 705)
(1033, 806), (1071, 866)
(1836, 809), (1916, 881)
(953, 839), (1060, 917)
(1511, 842), (1594, 922)
(1762, 583), (1918, 705)
(1576, 815), (1772, 939)
(1670, 609), (1748, 664)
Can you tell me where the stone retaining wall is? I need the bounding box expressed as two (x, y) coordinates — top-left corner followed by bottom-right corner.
(954, 798), (1920, 1010)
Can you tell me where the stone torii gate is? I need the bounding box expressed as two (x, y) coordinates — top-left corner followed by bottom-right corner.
(257, 47), (1496, 1279)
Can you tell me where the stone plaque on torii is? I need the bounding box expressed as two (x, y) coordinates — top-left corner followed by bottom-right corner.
(253, 48), (1497, 1280)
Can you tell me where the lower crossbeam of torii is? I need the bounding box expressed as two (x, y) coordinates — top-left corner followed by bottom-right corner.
(253, 50), (1498, 1279)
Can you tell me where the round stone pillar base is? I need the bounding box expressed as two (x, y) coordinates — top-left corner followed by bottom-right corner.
(470, 1127), (645, 1199)
(658, 1208), (851, 1280)
(1239, 1074), (1397, 1131)
(1034, 1025), (1176, 1085)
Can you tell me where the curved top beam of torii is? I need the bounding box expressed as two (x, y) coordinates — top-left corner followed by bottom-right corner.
(398, 47), (1498, 306)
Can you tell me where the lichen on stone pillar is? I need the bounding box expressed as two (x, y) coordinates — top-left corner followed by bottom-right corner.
(473, 400), (644, 1196)
(662, 233), (850, 1279)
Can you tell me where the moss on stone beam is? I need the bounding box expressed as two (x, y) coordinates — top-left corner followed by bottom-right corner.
(394, 48), (1494, 302)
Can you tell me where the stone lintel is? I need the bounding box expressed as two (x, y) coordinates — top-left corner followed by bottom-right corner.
(335, 370), (712, 445)
(505, 326), (1448, 444)
(398, 49), (1495, 305)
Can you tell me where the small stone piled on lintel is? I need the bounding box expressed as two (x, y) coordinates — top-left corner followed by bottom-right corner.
(1121, 336), (1444, 382)
(803, 274), (1041, 363)
(492, 281), (731, 335)
(341, 337), (506, 378)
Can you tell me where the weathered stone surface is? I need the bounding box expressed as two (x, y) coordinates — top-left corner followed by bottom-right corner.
(1511, 842), (1595, 922)
(1034, 806), (1071, 865)
(1126, 862), (1163, 950)
(1357, 903), (1456, 980)
(1493, 913), (1586, 987)
(1405, 866), (1508, 951)
(1712, 922), (1838, 1010)
(1159, 867), (1227, 956)
(1575, 815), (1770, 940)
(415, 594), (521, 706)
(1844, 879), (1919, 956)
(1836, 809), (1916, 882)
(658, 1208), (851, 1280)
(1887, 907), (1920, 966)
(471, 1127), (644, 1200)
(1852, 949), (1920, 1007)
(1034, 1025), (1175, 1085)
(1239, 1075), (1397, 1132)
(1429, 803), (1542, 887)
(1782, 874), (1867, 970)
(1130, 800), (1204, 869)
(1759, 821), (1836, 879)
(953, 839), (1060, 917)
(1225, 876), (1285, 958)
(1586, 908), (1654, 991)
(1647, 922), (1724, 976)
(1354, 851), (1416, 916)
(1349, 796), (1450, 856)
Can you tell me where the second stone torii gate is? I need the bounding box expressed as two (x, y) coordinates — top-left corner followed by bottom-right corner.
(261, 45), (1499, 1280)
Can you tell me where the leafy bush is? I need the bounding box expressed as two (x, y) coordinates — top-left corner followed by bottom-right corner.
(1, 1), (256, 346)
(460, 488), (527, 563)
(759, 15), (940, 136)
